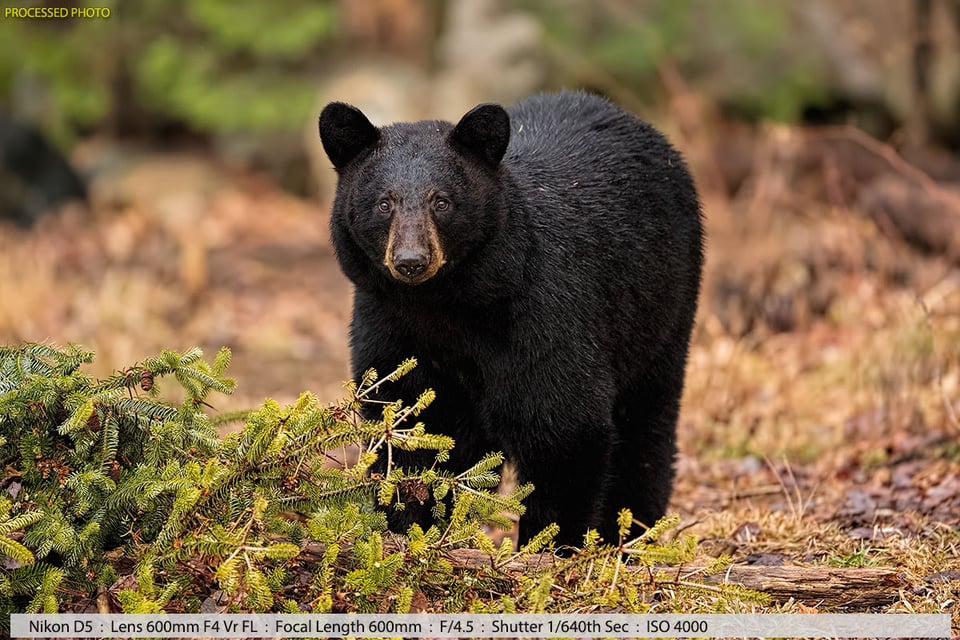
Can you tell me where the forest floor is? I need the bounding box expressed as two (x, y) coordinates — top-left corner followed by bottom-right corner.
(0, 128), (958, 630)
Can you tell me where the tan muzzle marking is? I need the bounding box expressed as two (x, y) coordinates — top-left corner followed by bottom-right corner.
(383, 214), (447, 284)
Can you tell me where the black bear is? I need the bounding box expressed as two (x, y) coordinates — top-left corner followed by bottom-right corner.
(319, 91), (703, 547)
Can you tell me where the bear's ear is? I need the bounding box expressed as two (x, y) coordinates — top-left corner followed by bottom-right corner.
(450, 103), (510, 167)
(319, 102), (381, 171)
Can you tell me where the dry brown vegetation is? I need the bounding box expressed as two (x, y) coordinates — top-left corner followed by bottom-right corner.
(0, 119), (958, 629)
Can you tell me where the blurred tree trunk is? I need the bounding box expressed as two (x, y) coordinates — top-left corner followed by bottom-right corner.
(907, 0), (960, 148)
(906, 0), (933, 148)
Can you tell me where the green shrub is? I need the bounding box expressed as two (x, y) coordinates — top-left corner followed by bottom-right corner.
(0, 342), (760, 623)
(0, 343), (531, 618)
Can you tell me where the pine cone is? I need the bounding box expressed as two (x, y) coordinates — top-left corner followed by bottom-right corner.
(139, 370), (154, 391)
(398, 477), (430, 505)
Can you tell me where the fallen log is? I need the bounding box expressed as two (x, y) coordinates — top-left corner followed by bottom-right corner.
(694, 565), (904, 608)
(300, 543), (906, 608)
(443, 548), (905, 608)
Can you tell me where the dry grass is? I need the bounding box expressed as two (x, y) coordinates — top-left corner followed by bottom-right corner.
(0, 174), (352, 408)
(674, 140), (959, 628)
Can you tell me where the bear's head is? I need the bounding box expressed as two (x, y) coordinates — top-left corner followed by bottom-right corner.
(319, 102), (510, 288)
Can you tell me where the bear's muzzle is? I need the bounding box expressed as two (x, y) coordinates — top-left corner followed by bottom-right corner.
(384, 211), (446, 285)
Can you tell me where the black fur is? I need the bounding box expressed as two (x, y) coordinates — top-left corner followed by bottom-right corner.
(319, 102), (381, 171)
(319, 91), (704, 547)
(450, 104), (511, 167)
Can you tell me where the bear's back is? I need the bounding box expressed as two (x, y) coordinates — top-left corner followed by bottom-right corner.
(503, 91), (677, 177)
(502, 92), (695, 223)
(506, 91), (628, 142)
(501, 91), (699, 262)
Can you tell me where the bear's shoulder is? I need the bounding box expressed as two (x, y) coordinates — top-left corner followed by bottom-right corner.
(507, 91), (629, 133)
(504, 91), (674, 163)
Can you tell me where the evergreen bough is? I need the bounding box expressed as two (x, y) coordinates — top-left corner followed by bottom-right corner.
(0, 343), (535, 618)
(0, 342), (762, 623)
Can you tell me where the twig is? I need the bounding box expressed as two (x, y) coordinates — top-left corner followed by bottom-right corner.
(815, 125), (960, 215)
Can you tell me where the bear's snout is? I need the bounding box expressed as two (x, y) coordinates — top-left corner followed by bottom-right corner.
(383, 212), (447, 285)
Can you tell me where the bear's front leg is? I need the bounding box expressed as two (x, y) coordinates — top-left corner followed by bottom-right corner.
(507, 424), (615, 549)
(350, 316), (497, 534)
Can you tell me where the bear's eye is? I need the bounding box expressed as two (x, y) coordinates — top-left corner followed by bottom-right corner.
(434, 198), (450, 212)
(377, 199), (392, 214)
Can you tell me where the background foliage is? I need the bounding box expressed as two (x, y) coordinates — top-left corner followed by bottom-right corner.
(0, 0), (838, 146)
(0, 0), (337, 143)
(525, 0), (826, 121)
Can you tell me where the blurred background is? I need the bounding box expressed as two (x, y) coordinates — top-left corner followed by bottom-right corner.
(1, 0), (959, 493)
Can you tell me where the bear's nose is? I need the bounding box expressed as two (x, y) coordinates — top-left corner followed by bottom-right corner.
(393, 251), (428, 278)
